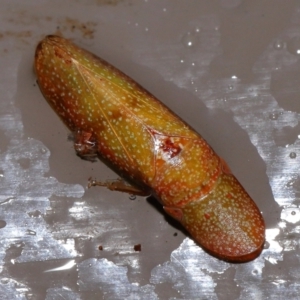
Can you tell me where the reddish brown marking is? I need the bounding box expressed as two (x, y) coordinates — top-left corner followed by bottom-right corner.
(54, 47), (72, 65)
(110, 109), (123, 120)
(204, 213), (210, 219)
(226, 192), (233, 199)
(160, 138), (181, 158)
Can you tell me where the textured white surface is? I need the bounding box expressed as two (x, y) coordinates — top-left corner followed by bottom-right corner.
(0, 0), (300, 299)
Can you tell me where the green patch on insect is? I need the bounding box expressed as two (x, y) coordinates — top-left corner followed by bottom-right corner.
(35, 35), (265, 262)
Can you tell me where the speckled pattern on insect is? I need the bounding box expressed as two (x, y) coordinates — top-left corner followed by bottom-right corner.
(35, 35), (265, 262)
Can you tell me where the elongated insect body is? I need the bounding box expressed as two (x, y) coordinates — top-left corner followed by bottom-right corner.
(35, 35), (265, 262)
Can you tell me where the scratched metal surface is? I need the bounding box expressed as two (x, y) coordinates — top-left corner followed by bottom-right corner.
(0, 0), (299, 299)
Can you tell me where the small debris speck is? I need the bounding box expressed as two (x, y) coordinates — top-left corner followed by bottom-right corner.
(134, 244), (141, 251)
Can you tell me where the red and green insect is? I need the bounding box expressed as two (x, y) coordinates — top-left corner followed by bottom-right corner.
(34, 35), (265, 262)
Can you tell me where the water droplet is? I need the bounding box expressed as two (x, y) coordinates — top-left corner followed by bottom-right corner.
(1, 278), (9, 284)
(287, 37), (300, 55)
(252, 269), (259, 275)
(45, 208), (53, 215)
(191, 62), (196, 67)
(132, 282), (140, 286)
(273, 40), (285, 50)
(298, 134), (300, 139)
(0, 197), (14, 205)
(40, 148), (47, 154)
(182, 32), (198, 47)
(231, 75), (238, 79)
(0, 220), (6, 229)
(0, 171), (4, 178)
(281, 207), (300, 223)
(287, 179), (296, 187)
(180, 59), (184, 63)
(26, 293), (34, 300)
(26, 229), (36, 236)
(228, 85), (233, 90)
(269, 112), (279, 120)
(28, 210), (42, 218)
(290, 152), (297, 159)
(129, 195), (136, 200)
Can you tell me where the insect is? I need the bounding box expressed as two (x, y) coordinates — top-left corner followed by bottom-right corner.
(35, 35), (265, 262)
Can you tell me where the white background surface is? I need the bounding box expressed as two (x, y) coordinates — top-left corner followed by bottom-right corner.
(0, 0), (299, 299)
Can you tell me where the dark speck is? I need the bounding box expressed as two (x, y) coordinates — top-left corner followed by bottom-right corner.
(134, 244), (141, 252)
